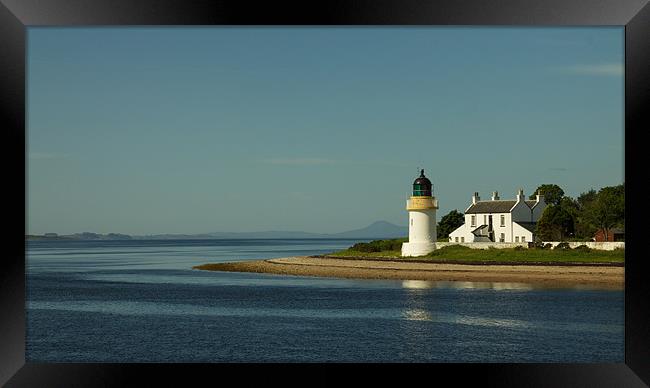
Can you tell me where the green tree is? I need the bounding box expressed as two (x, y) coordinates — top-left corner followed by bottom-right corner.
(438, 210), (465, 239)
(536, 204), (575, 241)
(530, 184), (565, 206)
(583, 184), (625, 241)
(558, 196), (578, 212)
(575, 189), (599, 239)
(577, 189), (597, 208)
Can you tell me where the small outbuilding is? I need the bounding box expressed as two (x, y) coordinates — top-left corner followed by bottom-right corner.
(593, 228), (625, 242)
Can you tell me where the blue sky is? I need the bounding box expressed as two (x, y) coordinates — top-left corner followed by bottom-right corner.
(27, 27), (624, 235)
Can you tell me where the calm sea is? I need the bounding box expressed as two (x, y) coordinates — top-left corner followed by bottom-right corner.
(26, 239), (623, 362)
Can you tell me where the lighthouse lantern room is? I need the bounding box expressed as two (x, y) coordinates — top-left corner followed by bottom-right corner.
(401, 169), (438, 257)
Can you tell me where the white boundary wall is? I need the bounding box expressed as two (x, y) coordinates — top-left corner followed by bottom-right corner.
(436, 241), (625, 251)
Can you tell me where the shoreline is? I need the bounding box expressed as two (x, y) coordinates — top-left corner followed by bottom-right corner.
(314, 254), (624, 266)
(193, 256), (624, 290)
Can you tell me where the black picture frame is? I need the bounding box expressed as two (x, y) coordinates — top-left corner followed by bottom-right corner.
(1, 0), (648, 386)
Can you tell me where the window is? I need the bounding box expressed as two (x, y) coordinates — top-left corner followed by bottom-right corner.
(410, 218), (413, 226)
(471, 215), (476, 227)
(515, 236), (519, 242)
(413, 184), (421, 196)
(455, 237), (459, 243)
(500, 233), (505, 242)
(461, 237), (465, 243)
(500, 215), (505, 227)
(522, 236), (526, 242)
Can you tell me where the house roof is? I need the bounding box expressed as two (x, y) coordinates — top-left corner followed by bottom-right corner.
(465, 199), (542, 214)
(525, 200), (538, 208)
(465, 200), (517, 214)
(515, 222), (537, 234)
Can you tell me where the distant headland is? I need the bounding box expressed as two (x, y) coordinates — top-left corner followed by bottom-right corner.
(25, 221), (408, 241)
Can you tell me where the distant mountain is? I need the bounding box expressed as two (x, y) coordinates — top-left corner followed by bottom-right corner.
(27, 221), (408, 241)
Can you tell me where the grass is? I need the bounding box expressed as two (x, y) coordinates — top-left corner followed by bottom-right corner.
(326, 240), (624, 264)
(422, 244), (624, 263)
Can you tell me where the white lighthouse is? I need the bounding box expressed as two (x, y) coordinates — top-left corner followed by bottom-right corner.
(401, 169), (438, 257)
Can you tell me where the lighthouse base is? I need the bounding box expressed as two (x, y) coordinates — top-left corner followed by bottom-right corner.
(401, 241), (436, 257)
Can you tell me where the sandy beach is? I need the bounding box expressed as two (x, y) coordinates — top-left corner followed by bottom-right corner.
(194, 256), (624, 290)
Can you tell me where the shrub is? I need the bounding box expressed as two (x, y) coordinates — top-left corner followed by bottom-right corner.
(349, 238), (406, 253)
(531, 241), (551, 250)
(554, 242), (571, 250)
(350, 242), (380, 252)
(378, 239), (405, 251)
(573, 244), (592, 253)
(377, 240), (391, 251)
(514, 245), (526, 251)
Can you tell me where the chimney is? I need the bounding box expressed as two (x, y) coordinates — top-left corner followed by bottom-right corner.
(536, 190), (545, 204)
(491, 191), (499, 201)
(472, 192), (480, 205)
(516, 188), (525, 203)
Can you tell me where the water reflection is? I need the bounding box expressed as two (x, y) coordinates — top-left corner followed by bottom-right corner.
(401, 280), (433, 289)
(452, 315), (530, 329)
(401, 280), (534, 291)
(402, 308), (432, 321)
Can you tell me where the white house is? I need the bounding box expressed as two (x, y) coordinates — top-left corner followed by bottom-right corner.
(448, 189), (547, 244)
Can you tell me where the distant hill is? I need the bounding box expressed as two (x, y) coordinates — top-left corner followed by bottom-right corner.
(27, 221), (408, 241)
